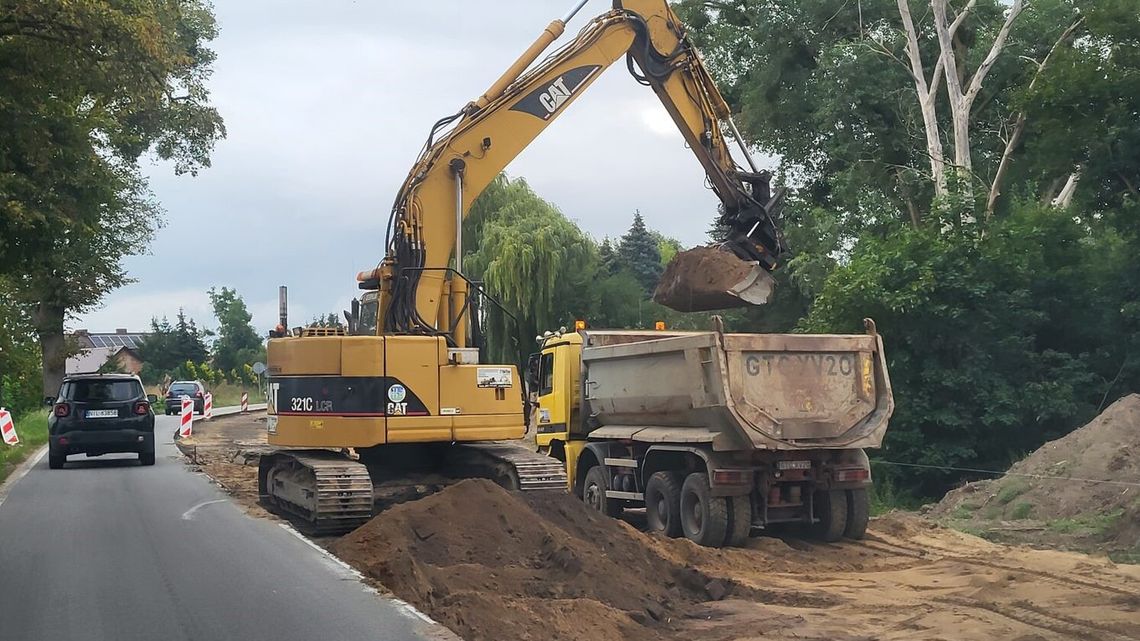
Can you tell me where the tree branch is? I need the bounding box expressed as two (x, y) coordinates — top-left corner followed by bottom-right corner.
(985, 18), (1084, 217)
(963, 0), (1025, 108)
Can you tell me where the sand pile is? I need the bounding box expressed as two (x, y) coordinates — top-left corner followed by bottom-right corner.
(653, 246), (773, 312)
(332, 479), (749, 641)
(935, 394), (1140, 557)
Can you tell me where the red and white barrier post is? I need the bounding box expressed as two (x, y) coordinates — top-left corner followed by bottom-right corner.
(0, 408), (18, 446)
(240, 392), (249, 413)
(179, 396), (194, 438)
(203, 392), (213, 419)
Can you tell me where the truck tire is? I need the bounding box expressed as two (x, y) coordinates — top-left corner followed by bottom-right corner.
(680, 473), (729, 547)
(725, 494), (753, 547)
(645, 471), (683, 538)
(844, 488), (869, 540)
(583, 465), (623, 518)
(811, 489), (848, 542)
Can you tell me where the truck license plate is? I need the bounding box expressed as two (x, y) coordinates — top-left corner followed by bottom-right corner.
(777, 460), (812, 470)
(85, 409), (118, 419)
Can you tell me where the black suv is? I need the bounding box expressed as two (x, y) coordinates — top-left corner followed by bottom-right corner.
(164, 380), (207, 415)
(47, 374), (156, 469)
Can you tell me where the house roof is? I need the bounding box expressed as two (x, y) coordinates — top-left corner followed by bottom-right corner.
(66, 346), (131, 375)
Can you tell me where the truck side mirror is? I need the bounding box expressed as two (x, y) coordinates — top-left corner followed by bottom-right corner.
(525, 353), (540, 389)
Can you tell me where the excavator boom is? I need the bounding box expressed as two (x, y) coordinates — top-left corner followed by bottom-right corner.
(371, 0), (785, 345)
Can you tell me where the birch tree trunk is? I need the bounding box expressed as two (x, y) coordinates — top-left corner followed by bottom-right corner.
(930, 0), (1025, 200)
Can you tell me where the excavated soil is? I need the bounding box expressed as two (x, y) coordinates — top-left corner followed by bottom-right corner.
(186, 415), (1140, 641)
(934, 394), (1140, 560)
(653, 245), (772, 312)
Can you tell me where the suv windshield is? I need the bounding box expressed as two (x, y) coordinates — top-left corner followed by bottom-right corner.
(169, 383), (199, 394)
(63, 379), (142, 402)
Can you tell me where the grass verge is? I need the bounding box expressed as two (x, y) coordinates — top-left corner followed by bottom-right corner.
(0, 411), (49, 484)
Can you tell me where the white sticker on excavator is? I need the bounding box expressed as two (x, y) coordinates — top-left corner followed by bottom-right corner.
(476, 367), (513, 388)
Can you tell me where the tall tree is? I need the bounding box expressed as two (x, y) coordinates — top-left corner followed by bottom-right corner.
(464, 176), (598, 365)
(0, 0), (225, 394)
(137, 309), (209, 378)
(617, 212), (662, 294)
(208, 288), (264, 373)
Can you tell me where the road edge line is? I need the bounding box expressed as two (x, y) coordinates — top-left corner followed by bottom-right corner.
(0, 445), (48, 510)
(276, 523), (456, 634)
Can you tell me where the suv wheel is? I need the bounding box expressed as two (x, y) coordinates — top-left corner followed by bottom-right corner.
(139, 447), (156, 466)
(48, 450), (66, 470)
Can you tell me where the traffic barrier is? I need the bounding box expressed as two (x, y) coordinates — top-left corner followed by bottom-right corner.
(0, 408), (18, 446)
(179, 396), (194, 438)
(240, 392), (249, 413)
(204, 392), (213, 419)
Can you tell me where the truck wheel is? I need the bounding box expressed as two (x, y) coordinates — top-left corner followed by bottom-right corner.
(583, 465), (622, 518)
(844, 488), (869, 540)
(645, 471), (683, 538)
(725, 494), (753, 547)
(48, 450), (65, 470)
(680, 473), (729, 547)
(811, 489), (848, 542)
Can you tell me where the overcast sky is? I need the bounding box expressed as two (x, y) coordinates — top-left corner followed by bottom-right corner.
(76, 0), (764, 335)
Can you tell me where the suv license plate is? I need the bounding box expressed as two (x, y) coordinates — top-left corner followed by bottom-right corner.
(85, 409), (118, 419)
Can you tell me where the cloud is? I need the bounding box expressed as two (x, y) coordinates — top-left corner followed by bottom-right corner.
(76, 1), (775, 332)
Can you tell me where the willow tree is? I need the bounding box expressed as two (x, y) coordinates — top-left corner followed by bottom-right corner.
(464, 176), (598, 365)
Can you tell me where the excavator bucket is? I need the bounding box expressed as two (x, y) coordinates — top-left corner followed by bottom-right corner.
(653, 245), (775, 312)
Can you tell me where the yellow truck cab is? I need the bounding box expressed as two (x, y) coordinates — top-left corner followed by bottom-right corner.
(527, 318), (893, 548)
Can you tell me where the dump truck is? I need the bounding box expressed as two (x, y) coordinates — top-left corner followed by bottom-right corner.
(529, 317), (893, 547)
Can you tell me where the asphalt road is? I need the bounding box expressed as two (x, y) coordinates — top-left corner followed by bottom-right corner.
(0, 411), (452, 641)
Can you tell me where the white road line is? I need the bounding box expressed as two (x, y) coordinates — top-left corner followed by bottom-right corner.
(277, 522), (444, 626)
(277, 523), (379, 594)
(180, 499), (229, 520)
(0, 445), (47, 511)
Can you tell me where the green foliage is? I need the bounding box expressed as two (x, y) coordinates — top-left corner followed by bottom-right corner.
(997, 480), (1031, 505)
(136, 310), (209, 376)
(1010, 502), (1034, 520)
(465, 176), (598, 365)
(616, 212), (662, 294)
(0, 279), (42, 415)
(802, 201), (1136, 496)
(208, 287), (265, 373)
(0, 0), (224, 395)
(0, 411), (49, 484)
(1046, 509), (1124, 535)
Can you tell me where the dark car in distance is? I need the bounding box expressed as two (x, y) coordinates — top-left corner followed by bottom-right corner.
(47, 374), (156, 469)
(164, 380), (207, 415)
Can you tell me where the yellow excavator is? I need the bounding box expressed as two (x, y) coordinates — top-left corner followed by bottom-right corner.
(258, 0), (786, 534)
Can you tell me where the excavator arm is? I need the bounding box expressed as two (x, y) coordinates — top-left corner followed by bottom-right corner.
(364, 0), (784, 346)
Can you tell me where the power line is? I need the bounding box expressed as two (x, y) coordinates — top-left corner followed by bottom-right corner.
(871, 459), (1140, 490)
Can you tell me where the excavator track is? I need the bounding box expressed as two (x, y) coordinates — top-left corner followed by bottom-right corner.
(451, 441), (569, 492)
(258, 442), (566, 536)
(258, 450), (374, 535)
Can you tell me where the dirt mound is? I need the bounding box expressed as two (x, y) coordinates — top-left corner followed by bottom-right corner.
(935, 394), (1140, 559)
(332, 479), (746, 641)
(653, 245), (773, 312)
